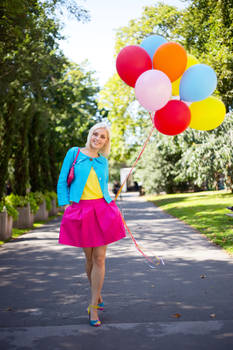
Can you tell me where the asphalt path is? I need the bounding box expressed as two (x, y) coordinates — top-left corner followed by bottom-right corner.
(0, 192), (233, 350)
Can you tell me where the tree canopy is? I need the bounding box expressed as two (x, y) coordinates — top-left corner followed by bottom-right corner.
(0, 0), (101, 199)
(99, 1), (233, 191)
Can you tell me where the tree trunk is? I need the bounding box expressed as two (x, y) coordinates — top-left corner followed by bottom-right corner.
(28, 111), (43, 192)
(0, 103), (17, 200)
(13, 108), (31, 195)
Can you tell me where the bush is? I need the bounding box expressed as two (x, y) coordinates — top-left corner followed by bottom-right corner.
(30, 191), (57, 212)
(0, 200), (4, 212)
(44, 192), (52, 211)
(6, 194), (28, 208)
(26, 193), (39, 214)
(45, 191), (57, 200)
(1, 197), (19, 221)
(32, 191), (44, 205)
(1, 191), (58, 219)
(6, 193), (38, 215)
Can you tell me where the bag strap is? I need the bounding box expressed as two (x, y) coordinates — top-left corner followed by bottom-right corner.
(72, 148), (80, 166)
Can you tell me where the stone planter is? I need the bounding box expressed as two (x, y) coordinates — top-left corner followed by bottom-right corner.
(0, 211), (13, 240)
(13, 204), (34, 229)
(48, 199), (58, 216)
(34, 200), (48, 221)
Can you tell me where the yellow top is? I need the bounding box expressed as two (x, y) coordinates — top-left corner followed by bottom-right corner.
(80, 167), (103, 200)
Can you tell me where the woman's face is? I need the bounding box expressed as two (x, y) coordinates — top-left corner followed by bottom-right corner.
(90, 128), (108, 151)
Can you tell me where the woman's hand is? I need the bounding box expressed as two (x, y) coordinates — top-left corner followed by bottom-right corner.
(64, 204), (70, 210)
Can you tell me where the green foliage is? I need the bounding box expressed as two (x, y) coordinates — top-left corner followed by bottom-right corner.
(4, 191), (56, 215)
(44, 0), (90, 22)
(0, 0), (66, 197)
(53, 62), (100, 153)
(45, 191), (57, 200)
(133, 112), (233, 194)
(176, 0), (233, 110)
(99, 74), (135, 163)
(133, 130), (186, 194)
(6, 194), (29, 208)
(4, 202), (19, 221)
(0, 198), (17, 221)
(175, 112), (233, 191)
(99, 3), (181, 166)
(26, 193), (39, 214)
(43, 192), (53, 211)
(100, 1), (233, 193)
(114, 3), (181, 52)
(32, 191), (44, 205)
(0, 0), (103, 201)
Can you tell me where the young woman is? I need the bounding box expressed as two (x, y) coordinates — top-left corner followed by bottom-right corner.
(57, 122), (126, 327)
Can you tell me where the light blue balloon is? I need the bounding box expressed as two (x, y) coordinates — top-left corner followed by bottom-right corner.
(179, 64), (217, 102)
(140, 35), (167, 61)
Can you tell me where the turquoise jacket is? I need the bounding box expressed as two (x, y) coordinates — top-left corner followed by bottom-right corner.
(57, 147), (112, 206)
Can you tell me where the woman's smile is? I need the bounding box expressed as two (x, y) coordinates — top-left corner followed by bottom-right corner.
(90, 128), (108, 150)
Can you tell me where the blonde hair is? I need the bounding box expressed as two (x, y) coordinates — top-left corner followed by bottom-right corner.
(85, 122), (111, 157)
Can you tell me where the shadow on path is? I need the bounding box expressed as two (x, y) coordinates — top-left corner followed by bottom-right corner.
(0, 193), (233, 349)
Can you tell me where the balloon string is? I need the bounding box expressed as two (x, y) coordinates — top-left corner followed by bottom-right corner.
(114, 119), (163, 267)
(149, 112), (154, 123)
(114, 125), (155, 201)
(119, 211), (161, 266)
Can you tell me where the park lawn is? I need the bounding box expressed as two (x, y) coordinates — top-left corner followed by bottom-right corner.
(147, 190), (233, 254)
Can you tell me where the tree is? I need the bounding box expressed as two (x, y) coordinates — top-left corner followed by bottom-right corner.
(99, 3), (181, 166)
(177, 0), (233, 111)
(176, 112), (233, 192)
(100, 1), (233, 193)
(0, 0), (99, 198)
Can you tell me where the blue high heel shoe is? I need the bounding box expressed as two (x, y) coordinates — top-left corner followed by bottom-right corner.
(97, 301), (104, 311)
(87, 305), (101, 327)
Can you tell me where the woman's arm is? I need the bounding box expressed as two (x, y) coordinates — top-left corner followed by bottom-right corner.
(57, 148), (75, 206)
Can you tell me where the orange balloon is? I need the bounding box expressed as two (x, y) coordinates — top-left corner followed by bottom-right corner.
(153, 42), (187, 82)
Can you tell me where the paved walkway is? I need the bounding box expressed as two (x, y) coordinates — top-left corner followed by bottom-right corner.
(0, 192), (233, 349)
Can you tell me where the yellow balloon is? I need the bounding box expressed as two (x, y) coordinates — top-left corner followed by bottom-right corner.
(187, 54), (199, 68)
(189, 96), (226, 131)
(172, 78), (180, 96)
(172, 54), (199, 96)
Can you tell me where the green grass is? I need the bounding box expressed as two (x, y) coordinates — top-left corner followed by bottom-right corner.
(147, 190), (233, 254)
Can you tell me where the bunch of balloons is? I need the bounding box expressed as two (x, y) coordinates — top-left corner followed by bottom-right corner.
(116, 35), (226, 136)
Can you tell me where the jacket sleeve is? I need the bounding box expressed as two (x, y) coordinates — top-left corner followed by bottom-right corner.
(105, 158), (109, 185)
(57, 148), (75, 206)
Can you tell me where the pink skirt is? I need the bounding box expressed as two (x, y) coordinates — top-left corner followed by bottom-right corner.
(59, 198), (126, 248)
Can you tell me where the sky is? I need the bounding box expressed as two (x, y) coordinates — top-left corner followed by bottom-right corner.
(59, 0), (186, 87)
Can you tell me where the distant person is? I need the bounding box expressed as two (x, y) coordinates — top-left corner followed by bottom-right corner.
(6, 182), (12, 195)
(134, 181), (139, 191)
(57, 123), (126, 327)
(113, 181), (120, 195)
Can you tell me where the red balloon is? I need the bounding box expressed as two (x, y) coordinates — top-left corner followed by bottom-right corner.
(153, 100), (191, 136)
(116, 45), (152, 87)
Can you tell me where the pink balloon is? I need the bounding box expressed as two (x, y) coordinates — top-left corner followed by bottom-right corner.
(135, 70), (172, 111)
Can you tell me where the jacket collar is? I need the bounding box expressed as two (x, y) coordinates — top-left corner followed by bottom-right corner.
(78, 151), (106, 165)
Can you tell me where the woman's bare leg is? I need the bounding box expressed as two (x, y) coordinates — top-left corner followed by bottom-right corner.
(83, 247), (93, 285)
(89, 245), (107, 321)
(83, 247), (105, 308)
